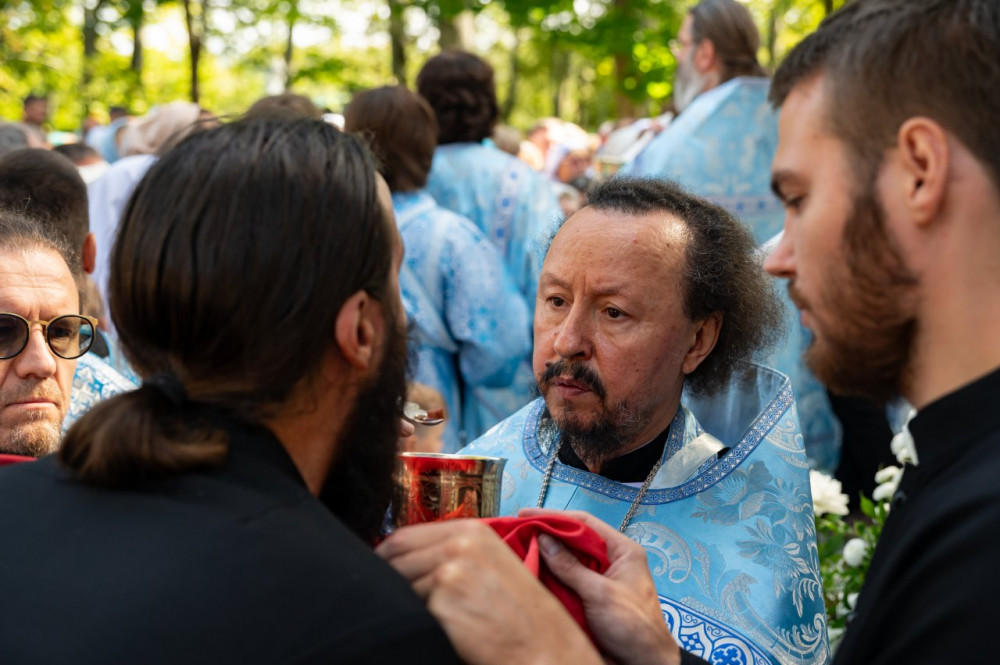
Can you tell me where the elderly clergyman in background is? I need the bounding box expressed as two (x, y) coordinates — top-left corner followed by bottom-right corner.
(463, 177), (827, 665)
(0, 215), (97, 459)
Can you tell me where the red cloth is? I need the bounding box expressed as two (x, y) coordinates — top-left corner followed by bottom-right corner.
(484, 515), (610, 640)
(0, 454), (33, 467)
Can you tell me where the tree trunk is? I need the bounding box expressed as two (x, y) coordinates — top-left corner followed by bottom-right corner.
(551, 44), (570, 117)
(284, 2), (296, 90)
(182, 0), (204, 104)
(766, 3), (778, 69)
(388, 0), (406, 84)
(612, 0), (637, 119)
(613, 51), (637, 119)
(499, 29), (521, 121)
(438, 16), (459, 49)
(130, 11), (143, 77)
(82, 0), (105, 89)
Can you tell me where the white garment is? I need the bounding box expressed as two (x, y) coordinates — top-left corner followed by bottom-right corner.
(87, 154), (158, 335)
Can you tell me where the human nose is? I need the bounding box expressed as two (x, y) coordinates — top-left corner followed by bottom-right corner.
(763, 230), (795, 279)
(551, 304), (592, 361)
(13, 327), (59, 379)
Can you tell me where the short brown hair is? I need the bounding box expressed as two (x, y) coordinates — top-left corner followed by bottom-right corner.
(416, 50), (498, 145)
(344, 86), (438, 192)
(0, 148), (89, 261)
(690, 0), (766, 82)
(771, 0), (1000, 191)
(244, 92), (324, 121)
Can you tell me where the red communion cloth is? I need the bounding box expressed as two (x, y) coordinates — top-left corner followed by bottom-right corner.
(484, 515), (610, 640)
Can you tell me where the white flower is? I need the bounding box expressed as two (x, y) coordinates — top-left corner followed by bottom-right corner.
(843, 538), (869, 567)
(890, 408), (919, 466)
(873, 476), (900, 503)
(810, 470), (850, 517)
(874, 465), (902, 485)
(847, 592), (859, 610)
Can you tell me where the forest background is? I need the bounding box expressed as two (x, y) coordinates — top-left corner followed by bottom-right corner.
(1, 0), (846, 134)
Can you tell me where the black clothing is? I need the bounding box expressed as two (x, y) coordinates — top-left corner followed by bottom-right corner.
(833, 367), (1000, 664)
(559, 426), (670, 482)
(0, 416), (459, 665)
(829, 392), (897, 513)
(558, 424), (729, 483)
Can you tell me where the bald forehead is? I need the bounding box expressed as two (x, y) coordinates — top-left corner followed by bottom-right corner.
(552, 206), (691, 263)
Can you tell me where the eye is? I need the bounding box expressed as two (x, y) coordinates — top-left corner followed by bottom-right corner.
(48, 320), (78, 341)
(548, 296), (567, 308)
(605, 307), (625, 319)
(782, 195), (805, 212)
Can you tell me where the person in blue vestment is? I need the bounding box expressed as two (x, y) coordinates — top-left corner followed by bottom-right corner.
(417, 51), (563, 308)
(461, 177), (828, 665)
(344, 86), (531, 451)
(63, 351), (138, 431)
(621, 0), (839, 473)
(417, 50), (563, 435)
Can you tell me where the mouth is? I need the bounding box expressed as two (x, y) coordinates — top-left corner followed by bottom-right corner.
(550, 377), (593, 398)
(5, 398), (58, 410)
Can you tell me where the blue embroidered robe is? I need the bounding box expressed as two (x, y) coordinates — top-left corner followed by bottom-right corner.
(64, 352), (139, 431)
(425, 142), (562, 434)
(425, 142), (563, 309)
(621, 77), (782, 244)
(394, 190), (531, 451)
(464, 363), (829, 665)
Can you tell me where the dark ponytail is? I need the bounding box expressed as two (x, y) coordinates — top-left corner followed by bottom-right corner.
(59, 118), (393, 486)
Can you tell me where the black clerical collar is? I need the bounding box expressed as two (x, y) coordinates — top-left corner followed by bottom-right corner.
(558, 426), (670, 483)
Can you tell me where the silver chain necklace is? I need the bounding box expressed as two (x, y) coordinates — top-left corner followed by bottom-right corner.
(536, 439), (664, 533)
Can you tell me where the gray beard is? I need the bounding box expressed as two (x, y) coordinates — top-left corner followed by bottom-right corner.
(2, 417), (61, 457)
(673, 59), (708, 113)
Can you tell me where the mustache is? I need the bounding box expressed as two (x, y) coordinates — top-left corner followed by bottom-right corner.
(0, 380), (64, 408)
(538, 360), (607, 401)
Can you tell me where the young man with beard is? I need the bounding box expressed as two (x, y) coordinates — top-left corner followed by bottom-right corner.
(0, 119), (459, 664)
(763, 0), (1000, 661)
(456, 177), (829, 664)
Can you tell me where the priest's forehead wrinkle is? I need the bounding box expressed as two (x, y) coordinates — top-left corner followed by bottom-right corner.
(541, 205), (691, 271)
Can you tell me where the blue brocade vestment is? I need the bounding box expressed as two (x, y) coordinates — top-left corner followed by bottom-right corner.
(425, 142), (563, 436)
(464, 363), (830, 665)
(64, 352), (139, 431)
(394, 190), (531, 451)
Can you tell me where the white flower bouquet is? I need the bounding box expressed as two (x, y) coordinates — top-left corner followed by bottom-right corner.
(812, 413), (916, 651)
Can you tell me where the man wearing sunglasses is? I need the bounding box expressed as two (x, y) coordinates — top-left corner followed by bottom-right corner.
(0, 213), (94, 457)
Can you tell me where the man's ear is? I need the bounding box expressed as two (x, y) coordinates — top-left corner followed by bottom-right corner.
(894, 117), (950, 228)
(682, 311), (722, 375)
(82, 233), (97, 275)
(334, 290), (379, 372)
(694, 38), (717, 74)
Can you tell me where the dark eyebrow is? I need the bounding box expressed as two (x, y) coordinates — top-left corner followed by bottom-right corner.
(538, 273), (571, 291)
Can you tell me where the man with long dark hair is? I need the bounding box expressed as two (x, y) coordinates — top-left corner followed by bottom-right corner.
(0, 119), (459, 664)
